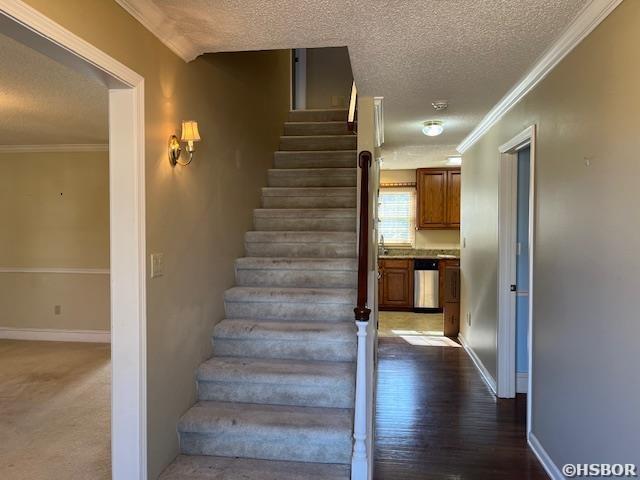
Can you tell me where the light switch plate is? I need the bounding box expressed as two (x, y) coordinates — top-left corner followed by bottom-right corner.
(150, 253), (164, 278)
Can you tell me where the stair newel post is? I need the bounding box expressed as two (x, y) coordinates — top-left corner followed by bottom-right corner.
(352, 150), (372, 479)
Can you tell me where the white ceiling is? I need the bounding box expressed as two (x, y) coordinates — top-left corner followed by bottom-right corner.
(0, 32), (108, 145)
(119, 0), (587, 168)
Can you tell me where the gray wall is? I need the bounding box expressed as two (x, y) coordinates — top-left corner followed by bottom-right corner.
(306, 47), (353, 109)
(461, 0), (639, 467)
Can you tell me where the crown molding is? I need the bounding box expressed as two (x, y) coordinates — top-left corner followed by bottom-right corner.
(457, 0), (623, 154)
(0, 144), (108, 153)
(115, 0), (200, 62)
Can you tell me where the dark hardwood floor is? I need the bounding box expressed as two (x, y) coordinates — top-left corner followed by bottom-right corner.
(374, 337), (548, 480)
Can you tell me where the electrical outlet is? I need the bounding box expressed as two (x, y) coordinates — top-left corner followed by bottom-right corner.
(54, 305), (62, 315)
(466, 312), (471, 326)
(150, 253), (165, 278)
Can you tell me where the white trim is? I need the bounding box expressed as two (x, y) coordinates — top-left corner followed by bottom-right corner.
(114, 0), (198, 62)
(497, 143), (518, 398)
(0, 267), (109, 274)
(0, 327), (110, 343)
(516, 372), (528, 393)
(499, 126), (535, 154)
(457, 0), (623, 153)
(351, 320), (368, 480)
(496, 126), (536, 436)
(528, 433), (564, 480)
(0, 1), (141, 88)
(0, 144), (108, 153)
(293, 48), (307, 110)
(457, 333), (497, 394)
(0, 3), (148, 479)
(373, 97), (384, 147)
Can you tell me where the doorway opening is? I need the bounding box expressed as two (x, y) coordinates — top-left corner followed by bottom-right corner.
(0, 3), (146, 478)
(497, 125), (536, 434)
(290, 47), (353, 110)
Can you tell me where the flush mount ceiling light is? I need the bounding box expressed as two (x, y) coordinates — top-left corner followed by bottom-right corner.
(422, 120), (444, 137)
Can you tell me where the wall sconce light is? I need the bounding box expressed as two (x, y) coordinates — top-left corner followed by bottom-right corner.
(168, 120), (201, 166)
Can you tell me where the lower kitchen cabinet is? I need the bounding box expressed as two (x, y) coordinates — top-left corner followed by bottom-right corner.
(378, 258), (414, 310)
(440, 259), (461, 337)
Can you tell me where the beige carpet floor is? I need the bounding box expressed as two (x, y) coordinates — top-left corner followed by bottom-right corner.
(0, 340), (111, 480)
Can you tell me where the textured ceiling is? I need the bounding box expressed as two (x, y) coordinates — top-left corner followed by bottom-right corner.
(130, 0), (587, 167)
(0, 32), (108, 145)
(380, 145), (461, 170)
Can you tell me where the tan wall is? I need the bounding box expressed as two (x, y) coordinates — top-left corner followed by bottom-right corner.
(0, 273), (110, 330)
(18, 1), (291, 477)
(460, 0), (639, 467)
(307, 47), (353, 108)
(0, 151), (110, 331)
(380, 169), (460, 249)
(0, 151), (109, 268)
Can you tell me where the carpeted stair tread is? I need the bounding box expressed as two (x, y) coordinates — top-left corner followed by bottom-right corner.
(213, 319), (356, 342)
(197, 356), (354, 386)
(246, 230), (356, 244)
(284, 121), (353, 136)
(177, 401), (353, 463)
(262, 186), (356, 197)
(159, 455), (350, 480)
(236, 257), (357, 271)
(224, 286), (356, 304)
(273, 150), (356, 169)
(268, 168), (356, 187)
(254, 208), (356, 218)
(287, 109), (348, 122)
(279, 135), (357, 151)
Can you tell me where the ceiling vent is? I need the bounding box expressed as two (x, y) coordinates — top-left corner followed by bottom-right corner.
(432, 101), (448, 111)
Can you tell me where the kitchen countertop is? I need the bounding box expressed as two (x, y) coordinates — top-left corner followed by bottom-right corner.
(380, 255), (459, 260)
(379, 248), (460, 260)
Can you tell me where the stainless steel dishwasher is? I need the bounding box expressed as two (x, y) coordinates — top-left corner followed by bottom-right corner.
(414, 259), (439, 308)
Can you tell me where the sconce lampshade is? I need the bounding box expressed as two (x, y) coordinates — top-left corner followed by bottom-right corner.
(181, 121), (201, 142)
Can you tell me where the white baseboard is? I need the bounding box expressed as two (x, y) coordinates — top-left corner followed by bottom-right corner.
(528, 432), (563, 480)
(0, 327), (110, 343)
(458, 333), (497, 394)
(517, 372), (528, 393)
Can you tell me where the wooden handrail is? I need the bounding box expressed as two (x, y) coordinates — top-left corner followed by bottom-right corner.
(347, 81), (357, 132)
(351, 150), (372, 478)
(354, 150), (372, 322)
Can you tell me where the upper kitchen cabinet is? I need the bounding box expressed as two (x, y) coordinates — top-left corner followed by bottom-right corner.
(416, 167), (461, 229)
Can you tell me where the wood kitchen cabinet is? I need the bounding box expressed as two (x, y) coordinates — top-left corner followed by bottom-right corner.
(416, 167), (461, 229)
(440, 259), (461, 337)
(378, 258), (414, 311)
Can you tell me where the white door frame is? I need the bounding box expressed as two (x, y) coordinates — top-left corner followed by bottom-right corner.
(293, 48), (307, 110)
(0, 2), (148, 479)
(497, 126), (536, 426)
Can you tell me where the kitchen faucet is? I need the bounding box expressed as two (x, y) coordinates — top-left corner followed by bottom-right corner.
(379, 234), (389, 256)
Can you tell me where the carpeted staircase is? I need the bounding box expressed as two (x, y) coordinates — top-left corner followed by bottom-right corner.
(160, 109), (358, 480)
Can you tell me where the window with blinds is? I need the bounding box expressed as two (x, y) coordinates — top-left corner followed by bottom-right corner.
(378, 187), (416, 246)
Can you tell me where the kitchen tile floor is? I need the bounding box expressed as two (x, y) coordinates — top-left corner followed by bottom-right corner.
(377, 311), (461, 347)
